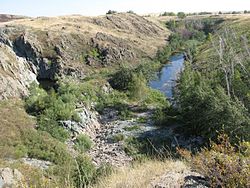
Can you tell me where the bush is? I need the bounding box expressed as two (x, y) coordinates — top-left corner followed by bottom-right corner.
(96, 163), (114, 179)
(123, 125), (141, 131)
(22, 130), (71, 164)
(106, 10), (117, 14)
(118, 107), (134, 120)
(25, 81), (88, 141)
(112, 134), (125, 142)
(177, 12), (186, 19)
(25, 82), (49, 115)
(109, 66), (133, 91)
(178, 134), (250, 187)
(144, 89), (169, 108)
(161, 12), (175, 16)
(177, 66), (250, 142)
(128, 73), (148, 101)
(74, 134), (93, 152)
(152, 108), (168, 126)
(156, 46), (172, 63)
(38, 114), (69, 142)
(72, 155), (96, 187)
(127, 10), (135, 14)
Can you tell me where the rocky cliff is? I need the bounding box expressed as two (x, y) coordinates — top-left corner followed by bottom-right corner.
(0, 13), (169, 99)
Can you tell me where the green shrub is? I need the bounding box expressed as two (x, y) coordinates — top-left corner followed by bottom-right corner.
(177, 12), (186, 19)
(123, 125), (141, 131)
(135, 61), (160, 81)
(152, 108), (168, 126)
(136, 116), (148, 123)
(156, 46), (172, 63)
(96, 163), (114, 179)
(25, 82), (49, 115)
(112, 134), (125, 142)
(106, 10), (117, 14)
(25, 81), (88, 141)
(144, 89), (169, 108)
(72, 155), (96, 187)
(37, 114), (69, 142)
(118, 107), (134, 120)
(22, 130), (71, 164)
(74, 134), (93, 152)
(178, 134), (250, 187)
(109, 66), (133, 91)
(123, 136), (148, 160)
(128, 73), (148, 101)
(161, 12), (176, 16)
(177, 66), (250, 141)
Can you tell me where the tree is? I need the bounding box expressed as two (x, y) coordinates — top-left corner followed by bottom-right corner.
(177, 12), (186, 19)
(161, 12), (176, 16)
(106, 10), (117, 14)
(127, 10), (135, 14)
(109, 66), (133, 91)
(177, 64), (250, 142)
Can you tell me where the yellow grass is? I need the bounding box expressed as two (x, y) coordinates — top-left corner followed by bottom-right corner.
(0, 13), (170, 58)
(93, 159), (188, 188)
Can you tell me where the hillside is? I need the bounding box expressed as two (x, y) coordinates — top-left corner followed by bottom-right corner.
(0, 13), (169, 99)
(0, 14), (28, 23)
(0, 12), (249, 188)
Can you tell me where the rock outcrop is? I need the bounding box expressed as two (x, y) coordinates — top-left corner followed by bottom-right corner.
(0, 13), (169, 99)
(151, 170), (209, 188)
(21, 158), (52, 170)
(61, 106), (101, 138)
(0, 168), (23, 188)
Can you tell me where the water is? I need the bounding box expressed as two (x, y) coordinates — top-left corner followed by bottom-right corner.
(149, 54), (184, 99)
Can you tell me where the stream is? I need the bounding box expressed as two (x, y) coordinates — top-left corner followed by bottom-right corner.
(149, 54), (185, 99)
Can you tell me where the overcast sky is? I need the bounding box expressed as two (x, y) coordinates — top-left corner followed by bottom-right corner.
(0, 0), (250, 17)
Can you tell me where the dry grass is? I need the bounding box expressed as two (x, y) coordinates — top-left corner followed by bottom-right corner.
(93, 159), (188, 188)
(1, 13), (169, 58)
(0, 99), (35, 158)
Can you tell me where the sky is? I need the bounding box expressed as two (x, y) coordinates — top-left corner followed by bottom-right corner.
(0, 0), (250, 17)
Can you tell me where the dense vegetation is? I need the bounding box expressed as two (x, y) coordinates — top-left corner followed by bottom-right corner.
(171, 17), (250, 187)
(168, 18), (250, 142)
(151, 16), (250, 187)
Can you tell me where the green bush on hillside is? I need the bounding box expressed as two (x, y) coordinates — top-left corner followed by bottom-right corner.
(22, 130), (71, 164)
(178, 134), (250, 187)
(128, 73), (148, 101)
(109, 66), (133, 91)
(177, 12), (186, 19)
(74, 134), (93, 153)
(177, 65), (250, 142)
(25, 82), (49, 115)
(72, 155), (97, 187)
(37, 114), (69, 142)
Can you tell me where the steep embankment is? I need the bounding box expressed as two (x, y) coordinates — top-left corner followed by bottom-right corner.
(0, 13), (169, 99)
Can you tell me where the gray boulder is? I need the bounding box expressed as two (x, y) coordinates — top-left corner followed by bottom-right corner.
(0, 168), (23, 188)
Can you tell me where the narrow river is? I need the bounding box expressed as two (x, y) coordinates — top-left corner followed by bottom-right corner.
(149, 54), (184, 99)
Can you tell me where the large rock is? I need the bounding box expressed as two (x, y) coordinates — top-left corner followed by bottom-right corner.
(0, 42), (37, 100)
(21, 158), (52, 170)
(0, 168), (23, 188)
(151, 169), (209, 188)
(60, 106), (100, 138)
